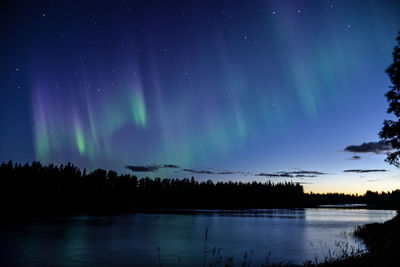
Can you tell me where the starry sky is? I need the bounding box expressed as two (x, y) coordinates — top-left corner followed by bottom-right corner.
(1, 0), (400, 193)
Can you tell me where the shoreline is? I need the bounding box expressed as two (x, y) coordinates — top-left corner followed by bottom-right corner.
(3, 205), (398, 221)
(293, 211), (400, 267)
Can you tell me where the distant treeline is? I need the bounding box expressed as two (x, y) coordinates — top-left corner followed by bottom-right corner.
(307, 191), (400, 209)
(0, 161), (399, 214)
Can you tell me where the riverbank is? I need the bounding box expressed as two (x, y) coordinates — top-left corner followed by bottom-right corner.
(214, 210), (399, 267)
(351, 211), (400, 267)
(297, 211), (400, 267)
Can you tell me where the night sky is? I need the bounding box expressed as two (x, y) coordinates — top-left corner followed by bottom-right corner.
(1, 0), (400, 193)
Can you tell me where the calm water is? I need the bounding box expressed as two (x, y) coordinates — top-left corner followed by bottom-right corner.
(0, 209), (396, 266)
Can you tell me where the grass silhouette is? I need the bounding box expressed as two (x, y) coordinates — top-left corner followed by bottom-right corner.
(155, 212), (399, 266)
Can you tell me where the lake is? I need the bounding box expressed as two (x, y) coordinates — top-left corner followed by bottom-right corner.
(0, 208), (396, 266)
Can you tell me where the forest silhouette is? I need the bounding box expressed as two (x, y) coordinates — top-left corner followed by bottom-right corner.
(1, 161), (399, 215)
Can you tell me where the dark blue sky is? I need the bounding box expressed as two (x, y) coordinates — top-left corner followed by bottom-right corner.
(1, 0), (400, 193)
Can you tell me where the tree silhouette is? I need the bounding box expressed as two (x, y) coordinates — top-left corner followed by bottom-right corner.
(1, 160), (399, 214)
(0, 161), (311, 213)
(380, 31), (400, 166)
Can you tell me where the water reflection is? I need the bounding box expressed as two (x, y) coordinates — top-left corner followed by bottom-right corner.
(0, 209), (396, 266)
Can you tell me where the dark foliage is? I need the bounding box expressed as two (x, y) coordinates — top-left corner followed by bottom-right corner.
(380, 31), (400, 166)
(307, 190), (400, 209)
(1, 161), (399, 215)
(0, 161), (304, 214)
(353, 213), (400, 267)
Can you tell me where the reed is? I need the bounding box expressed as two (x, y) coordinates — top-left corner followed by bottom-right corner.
(155, 213), (400, 266)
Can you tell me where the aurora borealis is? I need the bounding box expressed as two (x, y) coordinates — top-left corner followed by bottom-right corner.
(1, 0), (400, 193)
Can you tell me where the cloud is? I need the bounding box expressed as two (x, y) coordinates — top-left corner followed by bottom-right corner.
(182, 168), (214, 174)
(126, 163), (180, 173)
(161, 164), (179, 168)
(255, 170), (326, 178)
(126, 165), (159, 172)
(288, 171), (325, 175)
(125, 165), (324, 178)
(182, 168), (237, 175)
(350, 155), (361, 160)
(256, 173), (294, 178)
(295, 174), (317, 178)
(343, 169), (387, 173)
(344, 141), (392, 154)
(217, 171), (238, 175)
(126, 164), (243, 175)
